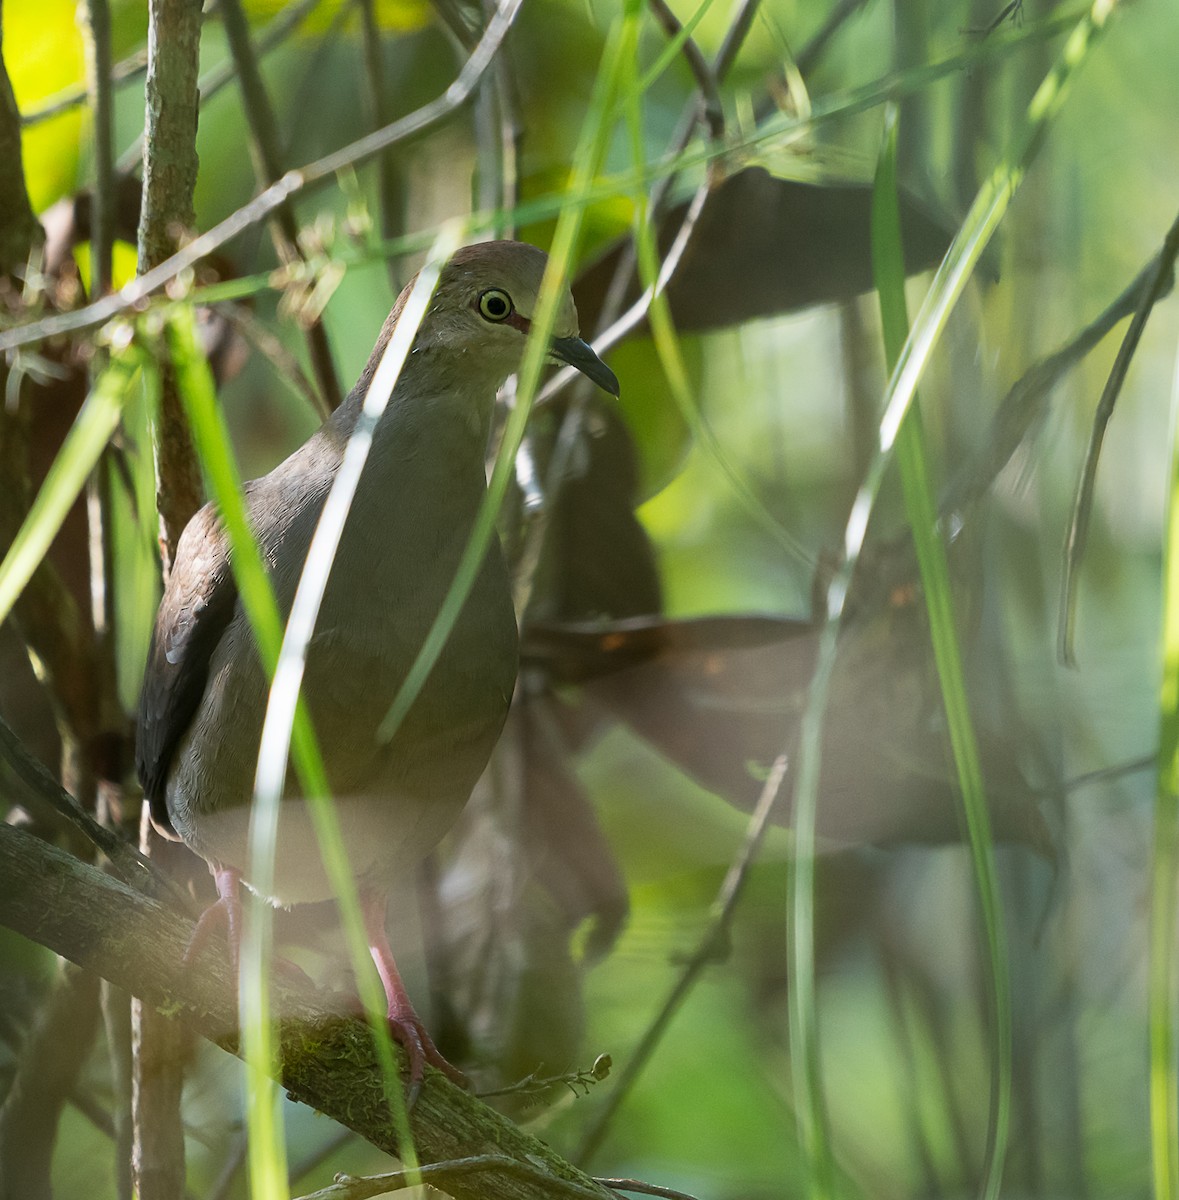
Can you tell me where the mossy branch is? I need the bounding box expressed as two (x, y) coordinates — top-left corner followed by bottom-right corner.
(0, 820), (614, 1200)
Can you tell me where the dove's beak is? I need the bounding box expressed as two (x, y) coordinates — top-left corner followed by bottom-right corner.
(549, 336), (620, 397)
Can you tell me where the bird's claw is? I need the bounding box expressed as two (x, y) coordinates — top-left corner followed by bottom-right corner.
(184, 891), (242, 973)
(386, 1011), (468, 1107)
(183, 869), (316, 989)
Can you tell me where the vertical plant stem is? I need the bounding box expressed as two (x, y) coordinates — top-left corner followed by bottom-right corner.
(139, 0), (204, 564)
(356, 0), (406, 286)
(0, 16), (42, 273)
(0, 966), (102, 1200)
(873, 104), (1010, 1200)
(79, 0), (114, 295)
(134, 5), (205, 1194)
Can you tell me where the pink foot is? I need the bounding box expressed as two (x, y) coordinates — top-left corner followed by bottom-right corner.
(387, 1007), (468, 1090)
(183, 866), (314, 989)
(361, 888), (467, 1099)
(184, 865), (243, 972)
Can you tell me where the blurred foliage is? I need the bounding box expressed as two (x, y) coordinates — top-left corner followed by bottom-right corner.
(2, 0), (1178, 1197)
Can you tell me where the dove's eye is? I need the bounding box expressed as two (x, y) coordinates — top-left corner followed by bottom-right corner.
(477, 289), (513, 322)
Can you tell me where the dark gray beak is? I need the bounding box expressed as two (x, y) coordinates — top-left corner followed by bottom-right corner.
(550, 336), (620, 397)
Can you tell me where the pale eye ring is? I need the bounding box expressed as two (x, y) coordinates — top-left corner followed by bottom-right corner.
(478, 288), (513, 322)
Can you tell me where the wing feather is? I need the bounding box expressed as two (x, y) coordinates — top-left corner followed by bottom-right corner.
(136, 503), (239, 834)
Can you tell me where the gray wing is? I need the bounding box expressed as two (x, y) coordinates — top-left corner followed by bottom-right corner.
(136, 502), (239, 835)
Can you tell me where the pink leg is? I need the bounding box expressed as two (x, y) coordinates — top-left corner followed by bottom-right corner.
(183, 866), (314, 988)
(184, 865), (243, 972)
(361, 888), (467, 1094)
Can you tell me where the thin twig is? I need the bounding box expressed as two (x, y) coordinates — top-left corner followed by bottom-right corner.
(79, 0), (114, 296)
(289, 1127), (359, 1189)
(476, 1057), (612, 1102)
(595, 1179), (704, 1200)
(0, 715), (184, 905)
(794, 0), (868, 76)
(206, 1130), (249, 1200)
(486, 0), (523, 236)
(713, 0), (762, 80)
(22, 47), (150, 127)
(472, 2), (508, 233)
(291, 1154), (610, 1200)
(0, 23), (43, 273)
(100, 983), (135, 1200)
(218, 301), (329, 419)
(138, 0), (205, 563)
(356, 0), (405, 289)
(574, 756), (789, 1163)
(1061, 751), (1155, 794)
(964, 0), (1024, 37)
(1057, 206), (1179, 666)
(0, 0), (525, 356)
(133, 8), (206, 1192)
(646, 0), (724, 141)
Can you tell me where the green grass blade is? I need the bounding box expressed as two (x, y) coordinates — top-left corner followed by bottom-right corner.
(167, 291), (424, 1189)
(1151, 369), (1179, 1200)
(249, 225), (470, 1173)
(164, 307), (293, 1200)
(872, 103), (1011, 1200)
(0, 344), (138, 625)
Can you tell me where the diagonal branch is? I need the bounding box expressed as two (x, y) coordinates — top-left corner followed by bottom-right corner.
(1057, 205), (1179, 665)
(0, 820), (616, 1200)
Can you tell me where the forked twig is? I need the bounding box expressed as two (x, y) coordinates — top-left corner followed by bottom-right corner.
(646, 0), (725, 142)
